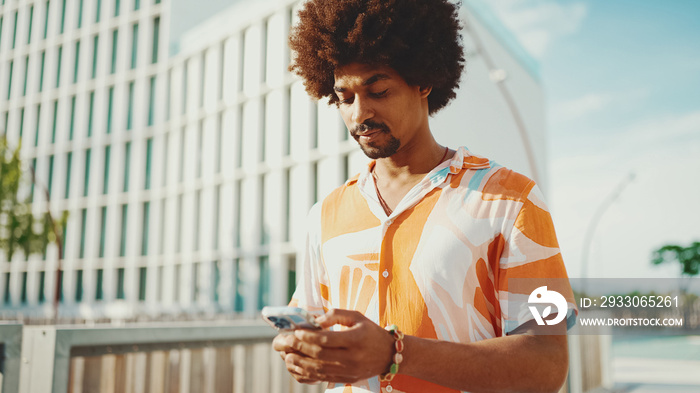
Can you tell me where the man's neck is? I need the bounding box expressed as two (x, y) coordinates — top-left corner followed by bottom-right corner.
(373, 134), (446, 185)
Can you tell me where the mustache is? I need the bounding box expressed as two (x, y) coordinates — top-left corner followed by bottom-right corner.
(351, 121), (390, 136)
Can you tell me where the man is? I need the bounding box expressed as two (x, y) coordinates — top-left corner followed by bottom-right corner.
(273, 0), (577, 392)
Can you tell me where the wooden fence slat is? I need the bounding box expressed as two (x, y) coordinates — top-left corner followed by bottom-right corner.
(214, 348), (233, 393)
(82, 356), (102, 393)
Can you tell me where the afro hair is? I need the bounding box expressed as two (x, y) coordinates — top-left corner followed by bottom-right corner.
(289, 0), (465, 115)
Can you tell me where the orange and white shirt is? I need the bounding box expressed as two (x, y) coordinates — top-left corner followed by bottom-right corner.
(291, 146), (577, 393)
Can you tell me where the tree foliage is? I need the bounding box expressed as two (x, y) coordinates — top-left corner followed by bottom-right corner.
(652, 242), (700, 277)
(0, 135), (63, 261)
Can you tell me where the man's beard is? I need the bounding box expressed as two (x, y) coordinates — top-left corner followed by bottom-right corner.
(350, 120), (401, 159)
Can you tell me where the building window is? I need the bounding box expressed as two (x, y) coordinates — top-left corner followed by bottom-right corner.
(60, 0), (67, 34)
(234, 180), (242, 248)
(174, 264), (181, 303)
(18, 108), (25, 139)
(3, 272), (10, 304)
(178, 128), (185, 181)
(69, 95), (76, 140)
(31, 158), (37, 201)
(138, 267), (147, 301)
(79, 208), (87, 258)
(56, 46), (63, 88)
(181, 61), (188, 115)
(48, 155), (55, 197)
(130, 23), (138, 69)
(27, 6), (34, 44)
(43, 1), (50, 39)
(284, 168), (291, 242)
(114, 0), (121, 17)
(148, 76), (155, 126)
(95, 269), (103, 300)
(216, 113), (222, 173)
(144, 138), (152, 189)
(119, 204), (128, 257)
(38, 271), (46, 303)
(287, 256), (297, 302)
(64, 152), (72, 198)
(73, 41), (81, 83)
(95, 0), (102, 23)
(77, 0), (84, 28)
(20, 272), (28, 304)
(213, 261), (220, 304)
(11, 11), (18, 49)
(126, 82), (134, 130)
(106, 86), (114, 133)
(192, 263), (199, 302)
(75, 270), (83, 302)
(151, 17), (160, 63)
(91, 35), (98, 78)
(141, 201), (149, 256)
(83, 148), (91, 196)
(234, 259), (243, 312)
(158, 198), (165, 254)
(6, 61), (12, 100)
(156, 265), (163, 302)
(258, 256), (270, 310)
(39, 51), (46, 92)
(116, 267), (125, 299)
(57, 270), (64, 302)
(99, 206), (107, 257)
(134, 0), (141, 11)
(196, 121), (202, 178)
(87, 91), (95, 137)
(213, 185), (220, 250)
(110, 29), (118, 74)
(34, 104), (41, 147)
(175, 195), (182, 253)
(51, 100), (57, 143)
(103, 145), (110, 194)
(260, 175), (268, 245)
(193, 191), (201, 251)
(123, 142), (131, 192)
(22, 56), (29, 96)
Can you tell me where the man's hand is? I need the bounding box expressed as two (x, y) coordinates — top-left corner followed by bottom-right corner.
(272, 309), (395, 384)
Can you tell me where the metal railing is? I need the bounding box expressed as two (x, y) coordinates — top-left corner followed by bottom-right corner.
(17, 322), (323, 393)
(4, 320), (610, 393)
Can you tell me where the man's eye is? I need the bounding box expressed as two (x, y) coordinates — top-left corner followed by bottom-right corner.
(339, 97), (354, 105)
(370, 89), (388, 98)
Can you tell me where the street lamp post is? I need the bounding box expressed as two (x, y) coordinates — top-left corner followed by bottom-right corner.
(579, 172), (635, 286)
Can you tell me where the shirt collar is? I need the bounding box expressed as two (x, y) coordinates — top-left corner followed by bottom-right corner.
(347, 146), (491, 186)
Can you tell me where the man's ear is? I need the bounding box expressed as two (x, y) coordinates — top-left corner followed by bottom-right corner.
(419, 85), (432, 98)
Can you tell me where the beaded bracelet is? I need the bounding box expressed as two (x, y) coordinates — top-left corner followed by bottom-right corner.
(379, 324), (404, 392)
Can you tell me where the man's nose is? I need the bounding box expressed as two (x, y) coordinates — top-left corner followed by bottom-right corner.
(351, 96), (374, 125)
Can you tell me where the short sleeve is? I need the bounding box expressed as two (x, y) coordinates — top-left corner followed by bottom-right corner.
(498, 183), (578, 335)
(289, 203), (331, 315)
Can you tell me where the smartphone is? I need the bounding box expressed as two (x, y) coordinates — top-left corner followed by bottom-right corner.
(261, 306), (322, 331)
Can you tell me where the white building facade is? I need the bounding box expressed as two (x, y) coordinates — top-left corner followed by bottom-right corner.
(0, 0), (546, 321)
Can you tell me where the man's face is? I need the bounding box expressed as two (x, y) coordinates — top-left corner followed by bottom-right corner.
(333, 63), (429, 159)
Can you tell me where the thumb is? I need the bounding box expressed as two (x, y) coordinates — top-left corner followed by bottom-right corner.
(316, 308), (365, 329)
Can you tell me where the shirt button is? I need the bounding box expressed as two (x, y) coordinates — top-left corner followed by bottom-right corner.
(382, 270), (389, 278)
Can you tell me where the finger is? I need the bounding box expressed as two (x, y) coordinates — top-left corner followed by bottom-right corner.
(286, 353), (357, 383)
(272, 332), (295, 352)
(316, 308), (366, 329)
(294, 328), (360, 349)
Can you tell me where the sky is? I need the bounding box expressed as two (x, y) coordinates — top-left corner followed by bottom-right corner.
(489, 0), (700, 281)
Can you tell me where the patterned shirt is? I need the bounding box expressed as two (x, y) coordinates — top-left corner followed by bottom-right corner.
(291, 146), (577, 393)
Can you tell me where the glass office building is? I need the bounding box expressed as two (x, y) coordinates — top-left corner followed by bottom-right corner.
(0, 0), (545, 321)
